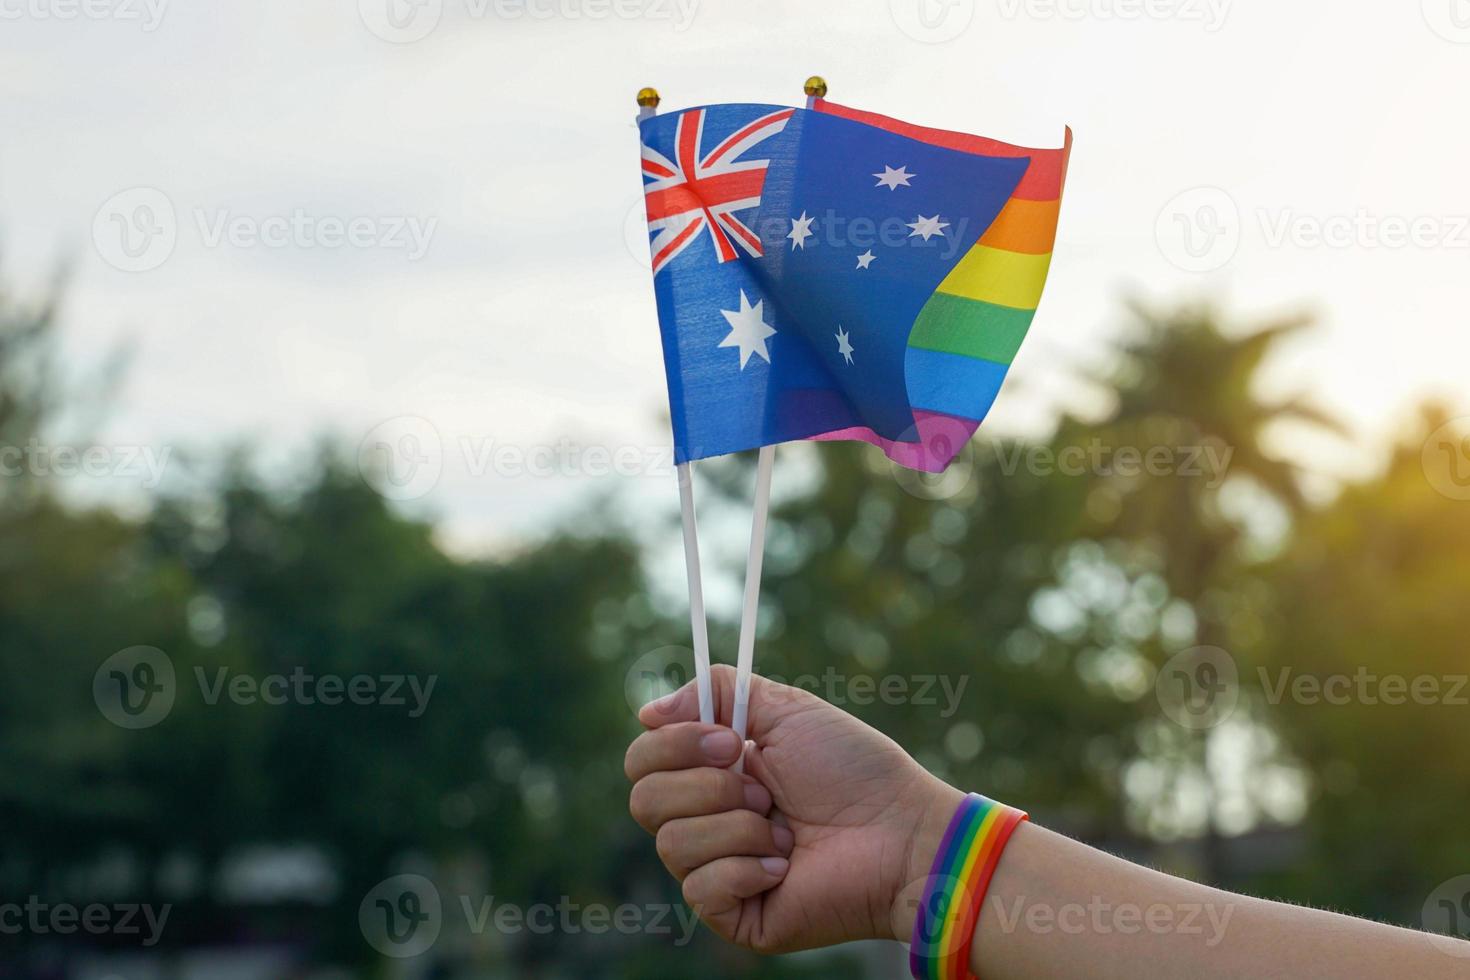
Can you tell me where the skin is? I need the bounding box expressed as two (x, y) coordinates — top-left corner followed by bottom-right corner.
(626, 665), (1470, 978)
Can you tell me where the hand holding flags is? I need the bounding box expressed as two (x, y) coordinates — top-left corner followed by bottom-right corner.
(636, 79), (1071, 752)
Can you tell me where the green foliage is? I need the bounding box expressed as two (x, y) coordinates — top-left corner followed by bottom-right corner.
(1258, 404), (1470, 919)
(1, 278), (1465, 974)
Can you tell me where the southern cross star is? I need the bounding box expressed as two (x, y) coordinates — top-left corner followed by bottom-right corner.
(873, 165), (915, 190)
(855, 249), (876, 269)
(907, 214), (949, 241)
(835, 326), (855, 365)
(788, 211), (816, 250)
(719, 290), (777, 369)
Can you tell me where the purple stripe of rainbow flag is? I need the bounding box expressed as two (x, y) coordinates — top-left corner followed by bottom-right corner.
(811, 101), (1073, 472)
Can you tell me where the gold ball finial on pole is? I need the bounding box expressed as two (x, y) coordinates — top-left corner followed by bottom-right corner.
(803, 76), (828, 98)
(636, 87), (661, 109)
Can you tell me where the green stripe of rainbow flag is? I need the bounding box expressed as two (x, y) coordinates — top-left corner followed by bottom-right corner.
(911, 192), (1066, 407)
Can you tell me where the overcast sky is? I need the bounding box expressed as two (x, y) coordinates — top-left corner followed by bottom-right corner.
(3, 0), (1467, 551)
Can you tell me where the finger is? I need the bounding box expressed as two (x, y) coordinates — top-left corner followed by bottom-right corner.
(655, 810), (795, 880)
(638, 681), (703, 727)
(624, 723), (743, 784)
(682, 855), (789, 940)
(629, 768), (772, 833)
(639, 664), (819, 738)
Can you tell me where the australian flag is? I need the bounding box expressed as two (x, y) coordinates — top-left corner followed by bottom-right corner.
(640, 100), (1068, 471)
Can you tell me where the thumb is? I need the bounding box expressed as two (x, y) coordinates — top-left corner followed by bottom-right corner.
(638, 664), (815, 739)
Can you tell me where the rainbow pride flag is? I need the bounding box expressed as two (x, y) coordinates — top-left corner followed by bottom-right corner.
(811, 101), (1072, 472)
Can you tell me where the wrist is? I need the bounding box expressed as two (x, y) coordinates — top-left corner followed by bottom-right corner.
(887, 778), (966, 943)
(891, 787), (1032, 979)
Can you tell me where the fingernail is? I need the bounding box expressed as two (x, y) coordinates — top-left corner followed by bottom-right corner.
(760, 857), (789, 876)
(700, 730), (741, 761)
(743, 781), (772, 812)
(772, 825), (794, 855)
(650, 690), (681, 714)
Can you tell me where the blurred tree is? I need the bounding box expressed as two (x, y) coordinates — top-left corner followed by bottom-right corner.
(1067, 301), (1344, 876)
(0, 274), (677, 973)
(1256, 404), (1470, 921)
(141, 462), (660, 966)
(3, 273), (1465, 976)
(0, 271), (59, 508)
(0, 274), (197, 907)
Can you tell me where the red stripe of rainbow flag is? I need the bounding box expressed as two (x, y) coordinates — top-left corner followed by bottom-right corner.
(810, 100), (1073, 472)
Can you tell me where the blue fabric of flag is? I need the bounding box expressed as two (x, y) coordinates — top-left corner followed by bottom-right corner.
(640, 103), (1028, 464)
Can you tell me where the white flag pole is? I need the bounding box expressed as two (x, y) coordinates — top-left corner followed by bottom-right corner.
(729, 76), (829, 771)
(639, 87), (715, 726)
(678, 462), (716, 726)
(729, 442), (774, 770)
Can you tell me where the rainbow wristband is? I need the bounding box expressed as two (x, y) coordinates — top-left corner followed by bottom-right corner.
(909, 793), (1028, 980)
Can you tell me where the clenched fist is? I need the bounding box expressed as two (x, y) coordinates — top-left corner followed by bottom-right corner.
(624, 664), (961, 953)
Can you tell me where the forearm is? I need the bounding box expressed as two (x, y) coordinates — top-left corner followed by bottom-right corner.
(971, 822), (1468, 979)
(626, 676), (1466, 974)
